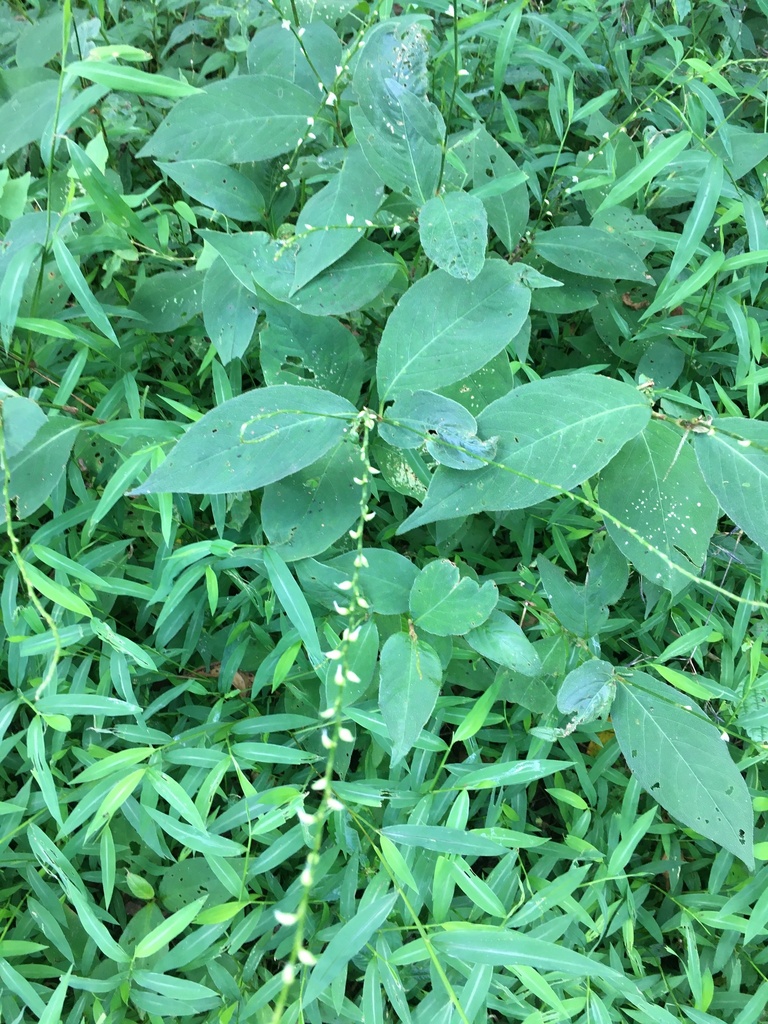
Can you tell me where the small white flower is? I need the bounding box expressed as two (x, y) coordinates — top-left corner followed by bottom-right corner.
(325, 649), (343, 660)
(334, 664), (345, 685)
(321, 731), (334, 749)
(392, 224), (401, 236)
(300, 868), (313, 886)
(282, 964), (295, 983)
(354, 554), (369, 568)
(336, 580), (354, 591)
(307, 132), (316, 140)
(721, 731), (730, 742)
(281, 19), (291, 29)
(325, 91), (337, 106)
(279, 181), (287, 188)
(356, 597), (369, 610)
(364, 219), (374, 227)
(311, 777), (327, 791)
(327, 796), (344, 812)
(320, 706), (335, 719)
(297, 26), (305, 37)
(297, 807), (316, 825)
(298, 948), (316, 966)
(345, 214), (355, 226)
(335, 65), (343, 77)
(363, 511), (376, 521)
(275, 910), (297, 926)
(333, 602), (349, 617)
(345, 669), (361, 683)
(446, 3), (455, 14)
(282, 163), (290, 171)
(339, 727), (354, 743)
(458, 69), (469, 76)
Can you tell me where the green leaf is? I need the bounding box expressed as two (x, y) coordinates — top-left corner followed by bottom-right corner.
(202, 231), (399, 317)
(326, 549), (420, 615)
(1, 396), (46, 458)
(612, 671), (754, 868)
(65, 61), (201, 98)
(0, 81), (59, 163)
(554, 659), (616, 734)
(6, 417), (79, 520)
(67, 141), (157, 248)
(263, 547), (324, 668)
(658, 154), (723, 291)
(260, 303), (364, 403)
(262, 436), (362, 561)
(465, 611), (541, 675)
(130, 269), (203, 333)
(0, 242), (40, 349)
(380, 826), (509, 857)
(452, 759), (566, 791)
(400, 375), (650, 531)
(138, 76), (317, 162)
(409, 559), (498, 636)
(694, 417), (768, 552)
(303, 892), (397, 1006)
(377, 261), (530, 400)
(157, 160), (264, 222)
(600, 420), (719, 594)
(351, 20), (444, 203)
(533, 226), (649, 281)
(293, 147), (384, 291)
(418, 192), (488, 281)
(202, 259), (258, 365)
(134, 896), (208, 959)
(452, 125), (529, 250)
(51, 236), (118, 344)
(379, 389), (497, 469)
(379, 632), (442, 765)
(132, 385), (356, 496)
(595, 131), (692, 212)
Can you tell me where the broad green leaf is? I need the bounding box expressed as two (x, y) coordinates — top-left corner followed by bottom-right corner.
(134, 896), (208, 959)
(694, 417), (768, 553)
(1, 396), (46, 458)
(131, 269), (203, 333)
(138, 76), (317, 162)
(157, 160), (264, 222)
(262, 436), (362, 561)
(400, 375), (650, 531)
(202, 259), (258, 365)
(145, 807), (246, 857)
(351, 20), (444, 203)
(327, 548), (420, 615)
(132, 385), (356, 495)
(418, 192), (488, 281)
(613, 671), (754, 868)
(36, 695), (140, 716)
(379, 389), (497, 469)
(533, 226), (648, 281)
(377, 261), (530, 400)
(595, 131), (692, 212)
(410, 560), (498, 636)
(379, 632), (442, 765)
(450, 125), (529, 250)
(465, 611), (541, 675)
(293, 147), (384, 291)
(552, 659), (615, 736)
(303, 892), (397, 1006)
(246, 21), (341, 93)
(600, 420), (719, 594)
(201, 231), (399, 317)
(0, 81), (59, 163)
(65, 61), (201, 98)
(379, 390), (478, 450)
(5, 417), (79, 520)
(260, 303), (364, 403)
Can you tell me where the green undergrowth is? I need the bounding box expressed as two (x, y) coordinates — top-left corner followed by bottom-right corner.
(2, 0), (768, 1021)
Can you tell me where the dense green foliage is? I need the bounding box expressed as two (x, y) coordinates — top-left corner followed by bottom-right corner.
(2, 0), (768, 1021)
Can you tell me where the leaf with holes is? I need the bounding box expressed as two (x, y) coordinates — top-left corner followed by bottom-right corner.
(613, 671), (754, 868)
(418, 191), (488, 281)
